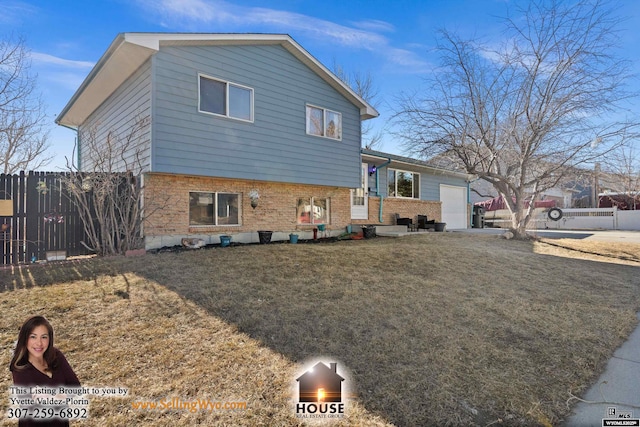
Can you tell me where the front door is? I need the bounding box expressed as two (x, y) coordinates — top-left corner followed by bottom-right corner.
(351, 163), (368, 220)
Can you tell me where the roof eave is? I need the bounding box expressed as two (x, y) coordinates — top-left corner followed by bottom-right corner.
(277, 36), (378, 120)
(56, 32), (379, 127)
(361, 149), (475, 181)
(55, 33), (158, 127)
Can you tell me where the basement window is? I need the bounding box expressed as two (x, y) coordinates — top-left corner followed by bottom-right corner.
(297, 197), (330, 224)
(189, 192), (240, 226)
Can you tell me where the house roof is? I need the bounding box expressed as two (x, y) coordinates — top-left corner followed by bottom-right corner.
(55, 33), (379, 127)
(361, 148), (476, 181)
(296, 362), (345, 382)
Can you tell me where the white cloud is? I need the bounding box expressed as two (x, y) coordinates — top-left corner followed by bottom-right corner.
(136, 0), (430, 73)
(385, 47), (432, 73)
(0, 1), (38, 25)
(30, 52), (95, 69)
(28, 53), (94, 93)
(138, 0), (235, 25)
(44, 71), (90, 91)
(350, 19), (395, 33)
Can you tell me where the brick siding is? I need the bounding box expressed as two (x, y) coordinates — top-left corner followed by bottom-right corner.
(351, 197), (441, 225)
(142, 173), (446, 248)
(142, 173), (351, 246)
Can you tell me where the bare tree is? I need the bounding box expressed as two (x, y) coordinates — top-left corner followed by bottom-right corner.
(0, 34), (52, 174)
(332, 62), (384, 150)
(598, 141), (640, 208)
(394, 0), (638, 237)
(62, 115), (168, 256)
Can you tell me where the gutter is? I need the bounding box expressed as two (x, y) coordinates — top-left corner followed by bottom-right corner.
(467, 176), (481, 227)
(55, 33), (127, 126)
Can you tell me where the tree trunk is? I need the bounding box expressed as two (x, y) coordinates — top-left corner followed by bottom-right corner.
(504, 191), (530, 239)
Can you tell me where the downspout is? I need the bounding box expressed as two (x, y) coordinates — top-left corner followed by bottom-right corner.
(467, 180), (472, 228)
(467, 176), (480, 228)
(375, 158), (392, 223)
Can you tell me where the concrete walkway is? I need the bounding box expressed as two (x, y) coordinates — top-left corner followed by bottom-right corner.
(563, 312), (640, 426)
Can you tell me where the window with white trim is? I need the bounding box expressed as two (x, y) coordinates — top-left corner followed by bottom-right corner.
(296, 197), (330, 224)
(306, 105), (342, 140)
(189, 192), (241, 226)
(199, 74), (253, 122)
(388, 169), (420, 199)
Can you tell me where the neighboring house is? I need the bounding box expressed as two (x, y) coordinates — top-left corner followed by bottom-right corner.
(470, 177), (575, 208)
(573, 164), (640, 209)
(426, 151), (583, 209)
(56, 33), (472, 249)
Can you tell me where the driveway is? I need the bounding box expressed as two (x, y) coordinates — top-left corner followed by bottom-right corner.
(456, 228), (640, 244)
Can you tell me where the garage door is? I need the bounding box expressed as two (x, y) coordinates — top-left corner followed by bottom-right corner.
(440, 185), (467, 229)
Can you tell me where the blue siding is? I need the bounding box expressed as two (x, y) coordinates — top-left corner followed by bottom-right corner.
(151, 44), (362, 187)
(80, 60), (152, 172)
(372, 164), (468, 200)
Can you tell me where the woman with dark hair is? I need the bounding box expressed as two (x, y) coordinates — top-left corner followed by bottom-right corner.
(10, 315), (81, 426)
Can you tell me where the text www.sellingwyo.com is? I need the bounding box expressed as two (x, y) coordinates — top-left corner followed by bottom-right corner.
(131, 398), (247, 413)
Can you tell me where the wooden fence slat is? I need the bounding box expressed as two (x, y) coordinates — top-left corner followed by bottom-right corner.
(0, 171), (109, 265)
(26, 171), (39, 263)
(15, 172), (25, 264)
(0, 173), (13, 265)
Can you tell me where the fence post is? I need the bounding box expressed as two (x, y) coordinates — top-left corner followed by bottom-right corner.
(25, 171), (40, 262)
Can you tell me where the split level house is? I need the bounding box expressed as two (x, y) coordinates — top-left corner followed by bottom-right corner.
(56, 33), (473, 249)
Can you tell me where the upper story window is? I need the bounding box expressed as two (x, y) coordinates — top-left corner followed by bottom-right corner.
(199, 74), (253, 122)
(306, 105), (342, 140)
(388, 169), (420, 199)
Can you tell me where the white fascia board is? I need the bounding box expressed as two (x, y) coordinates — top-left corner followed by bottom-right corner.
(56, 33), (379, 127)
(279, 36), (379, 120)
(140, 33), (379, 120)
(361, 152), (475, 181)
(56, 33), (158, 127)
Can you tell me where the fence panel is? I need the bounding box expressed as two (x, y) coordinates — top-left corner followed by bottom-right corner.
(543, 208), (617, 230)
(0, 172), (97, 265)
(617, 210), (640, 230)
(0, 173), (27, 265)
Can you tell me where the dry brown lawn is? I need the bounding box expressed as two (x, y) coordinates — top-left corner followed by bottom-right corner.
(1, 232), (639, 426)
(536, 238), (640, 265)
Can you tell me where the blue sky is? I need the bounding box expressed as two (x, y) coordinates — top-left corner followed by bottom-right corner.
(3, 0), (640, 170)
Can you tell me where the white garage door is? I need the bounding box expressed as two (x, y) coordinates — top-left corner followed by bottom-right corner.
(440, 185), (467, 229)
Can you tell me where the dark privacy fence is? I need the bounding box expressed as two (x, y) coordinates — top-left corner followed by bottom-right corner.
(0, 171), (93, 265)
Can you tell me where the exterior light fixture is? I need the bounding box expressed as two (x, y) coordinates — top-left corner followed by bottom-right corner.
(248, 189), (260, 209)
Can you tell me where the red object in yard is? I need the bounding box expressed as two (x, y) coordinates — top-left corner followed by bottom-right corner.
(598, 193), (640, 210)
